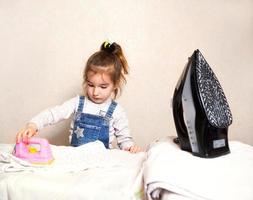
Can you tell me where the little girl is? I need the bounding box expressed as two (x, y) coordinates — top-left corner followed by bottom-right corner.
(16, 41), (141, 153)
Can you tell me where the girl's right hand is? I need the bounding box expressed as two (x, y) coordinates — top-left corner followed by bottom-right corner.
(16, 123), (38, 143)
(124, 145), (142, 153)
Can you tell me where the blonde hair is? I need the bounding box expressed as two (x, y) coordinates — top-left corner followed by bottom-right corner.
(83, 42), (129, 98)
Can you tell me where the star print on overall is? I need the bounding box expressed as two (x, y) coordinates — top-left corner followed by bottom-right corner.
(74, 127), (84, 138)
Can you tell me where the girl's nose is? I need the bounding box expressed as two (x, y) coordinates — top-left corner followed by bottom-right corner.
(93, 87), (99, 96)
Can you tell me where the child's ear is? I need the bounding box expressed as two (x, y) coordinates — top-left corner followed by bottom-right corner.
(114, 85), (120, 92)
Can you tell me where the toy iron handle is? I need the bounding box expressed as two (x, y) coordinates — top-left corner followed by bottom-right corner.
(28, 138), (48, 146)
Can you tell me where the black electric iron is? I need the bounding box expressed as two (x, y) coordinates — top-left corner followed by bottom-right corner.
(172, 50), (233, 158)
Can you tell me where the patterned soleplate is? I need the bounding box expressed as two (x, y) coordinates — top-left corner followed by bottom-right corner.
(195, 50), (233, 128)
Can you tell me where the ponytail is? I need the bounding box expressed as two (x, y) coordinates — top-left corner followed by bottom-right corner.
(100, 41), (129, 75)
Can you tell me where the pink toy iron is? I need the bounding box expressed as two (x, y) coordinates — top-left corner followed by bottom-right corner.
(13, 137), (54, 165)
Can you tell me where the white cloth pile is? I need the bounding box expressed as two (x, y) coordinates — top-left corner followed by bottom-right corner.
(0, 141), (140, 173)
(144, 137), (253, 200)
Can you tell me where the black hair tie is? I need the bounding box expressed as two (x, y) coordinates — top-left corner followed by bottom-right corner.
(102, 41), (115, 53)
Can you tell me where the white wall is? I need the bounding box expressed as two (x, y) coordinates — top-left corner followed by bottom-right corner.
(0, 0), (253, 147)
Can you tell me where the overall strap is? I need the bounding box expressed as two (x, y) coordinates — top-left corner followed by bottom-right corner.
(106, 100), (117, 118)
(77, 96), (85, 112)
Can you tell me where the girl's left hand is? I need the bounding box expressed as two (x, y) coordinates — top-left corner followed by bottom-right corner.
(125, 145), (142, 153)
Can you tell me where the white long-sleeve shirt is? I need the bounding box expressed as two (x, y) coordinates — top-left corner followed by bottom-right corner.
(29, 95), (134, 149)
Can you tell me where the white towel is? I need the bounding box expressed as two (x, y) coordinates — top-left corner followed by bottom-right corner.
(144, 137), (253, 200)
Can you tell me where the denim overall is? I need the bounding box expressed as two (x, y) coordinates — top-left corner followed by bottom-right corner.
(70, 96), (117, 148)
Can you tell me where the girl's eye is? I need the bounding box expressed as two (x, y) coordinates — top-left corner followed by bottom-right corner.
(88, 83), (94, 87)
(101, 86), (108, 89)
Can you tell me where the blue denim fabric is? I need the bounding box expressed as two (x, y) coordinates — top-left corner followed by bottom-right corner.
(70, 96), (117, 148)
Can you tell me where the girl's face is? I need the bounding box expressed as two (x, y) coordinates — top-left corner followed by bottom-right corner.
(86, 72), (115, 104)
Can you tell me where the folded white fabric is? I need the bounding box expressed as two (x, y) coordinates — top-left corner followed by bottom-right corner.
(0, 141), (128, 173)
(144, 136), (253, 200)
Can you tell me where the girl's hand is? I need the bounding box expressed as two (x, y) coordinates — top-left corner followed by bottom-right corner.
(124, 145), (142, 153)
(16, 123), (38, 143)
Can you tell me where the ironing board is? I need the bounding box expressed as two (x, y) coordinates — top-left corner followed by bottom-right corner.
(0, 141), (146, 200)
